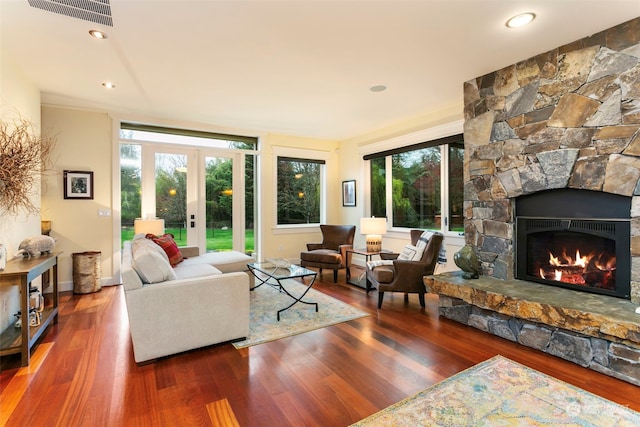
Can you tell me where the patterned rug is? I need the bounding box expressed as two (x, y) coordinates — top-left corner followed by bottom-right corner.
(351, 355), (640, 426)
(232, 278), (368, 348)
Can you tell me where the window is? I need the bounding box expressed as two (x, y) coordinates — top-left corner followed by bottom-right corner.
(366, 133), (464, 233)
(370, 157), (386, 218)
(120, 144), (142, 240)
(277, 157), (324, 225)
(120, 123), (257, 150)
(448, 141), (465, 232)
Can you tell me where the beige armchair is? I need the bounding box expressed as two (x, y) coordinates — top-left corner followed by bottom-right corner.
(367, 230), (444, 309)
(300, 224), (356, 282)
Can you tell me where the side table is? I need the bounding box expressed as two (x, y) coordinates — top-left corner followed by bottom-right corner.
(0, 252), (61, 366)
(346, 248), (395, 292)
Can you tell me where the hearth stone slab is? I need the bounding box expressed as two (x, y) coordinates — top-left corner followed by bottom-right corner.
(424, 272), (640, 345)
(425, 272), (640, 386)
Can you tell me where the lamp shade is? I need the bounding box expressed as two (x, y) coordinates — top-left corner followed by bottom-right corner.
(360, 217), (387, 235)
(134, 218), (165, 236)
(360, 217), (386, 252)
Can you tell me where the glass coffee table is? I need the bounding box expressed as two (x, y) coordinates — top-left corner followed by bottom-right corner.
(247, 261), (318, 321)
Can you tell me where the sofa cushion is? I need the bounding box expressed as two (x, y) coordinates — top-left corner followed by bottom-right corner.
(174, 263), (221, 280)
(133, 234), (170, 263)
(121, 242), (143, 291)
(180, 250), (253, 273)
(147, 233), (184, 267)
(132, 238), (178, 284)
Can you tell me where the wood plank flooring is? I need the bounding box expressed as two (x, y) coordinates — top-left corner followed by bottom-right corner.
(2, 268), (639, 426)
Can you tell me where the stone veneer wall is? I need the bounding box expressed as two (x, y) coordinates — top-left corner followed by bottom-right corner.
(439, 295), (640, 386)
(462, 17), (640, 303)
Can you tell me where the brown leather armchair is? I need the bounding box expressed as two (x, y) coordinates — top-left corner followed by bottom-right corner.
(300, 224), (356, 283)
(368, 230), (444, 309)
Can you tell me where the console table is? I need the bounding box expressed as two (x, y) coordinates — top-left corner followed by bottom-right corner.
(0, 252), (60, 366)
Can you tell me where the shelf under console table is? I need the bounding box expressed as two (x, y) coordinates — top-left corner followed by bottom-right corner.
(0, 252), (61, 366)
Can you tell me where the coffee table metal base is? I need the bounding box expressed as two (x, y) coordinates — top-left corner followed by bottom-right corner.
(248, 263), (318, 321)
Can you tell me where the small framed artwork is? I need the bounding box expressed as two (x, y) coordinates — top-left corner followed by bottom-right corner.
(64, 170), (94, 200)
(342, 180), (356, 207)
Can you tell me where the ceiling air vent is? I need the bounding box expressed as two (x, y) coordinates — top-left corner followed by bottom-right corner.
(28, 0), (113, 27)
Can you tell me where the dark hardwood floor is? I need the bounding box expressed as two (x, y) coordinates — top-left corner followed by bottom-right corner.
(2, 267), (639, 426)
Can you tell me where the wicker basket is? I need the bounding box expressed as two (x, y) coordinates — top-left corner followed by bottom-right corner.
(72, 251), (102, 294)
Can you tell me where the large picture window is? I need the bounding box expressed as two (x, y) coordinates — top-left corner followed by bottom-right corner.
(277, 157), (324, 225)
(367, 133), (464, 233)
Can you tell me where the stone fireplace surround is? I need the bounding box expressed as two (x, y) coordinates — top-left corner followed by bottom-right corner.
(426, 17), (640, 385)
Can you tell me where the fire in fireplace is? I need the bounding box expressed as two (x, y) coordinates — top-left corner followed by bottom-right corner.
(515, 189), (631, 299)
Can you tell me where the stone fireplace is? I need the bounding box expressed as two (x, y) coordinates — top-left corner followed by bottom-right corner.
(425, 17), (640, 386)
(462, 16), (640, 303)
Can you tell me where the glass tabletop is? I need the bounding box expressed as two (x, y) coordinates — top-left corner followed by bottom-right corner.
(248, 262), (317, 279)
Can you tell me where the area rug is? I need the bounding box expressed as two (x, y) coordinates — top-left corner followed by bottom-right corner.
(351, 355), (640, 426)
(232, 279), (368, 349)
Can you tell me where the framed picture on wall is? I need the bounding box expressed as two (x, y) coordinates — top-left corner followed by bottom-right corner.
(64, 170), (94, 199)
(342, 180), (356, 207)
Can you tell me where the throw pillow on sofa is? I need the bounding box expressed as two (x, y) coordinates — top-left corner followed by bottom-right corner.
(132, 234), (170, 263)
(146, 233), (184, 267)
(131, 238), (178, 284)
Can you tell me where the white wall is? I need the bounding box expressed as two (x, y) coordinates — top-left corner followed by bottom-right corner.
(0, 55), (42, 331)
(40, 106), (114, 292)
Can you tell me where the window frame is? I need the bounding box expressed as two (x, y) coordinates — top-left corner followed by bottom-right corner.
(272, 146), (329, 231)
(360, 120), (464, 237)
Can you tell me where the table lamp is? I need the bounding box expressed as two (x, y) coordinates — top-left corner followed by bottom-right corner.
(360, 217), (387, 252)
(134, 218), (165, 236)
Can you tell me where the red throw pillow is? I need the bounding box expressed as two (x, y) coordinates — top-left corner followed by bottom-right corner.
(146, 233), (183, 267)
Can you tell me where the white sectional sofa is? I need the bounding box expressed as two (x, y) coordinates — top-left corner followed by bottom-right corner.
(121, 235), (253, 363)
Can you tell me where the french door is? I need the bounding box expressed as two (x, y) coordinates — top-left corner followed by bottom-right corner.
(122, 143), (253, 255)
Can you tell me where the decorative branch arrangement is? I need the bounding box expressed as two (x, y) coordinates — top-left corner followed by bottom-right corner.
(0, 118), (56, 214)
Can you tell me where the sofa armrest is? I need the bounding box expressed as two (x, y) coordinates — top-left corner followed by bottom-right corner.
(179, 246), (200, 258)
(124, 272), (250, 363)
(306, 242), (323, 251)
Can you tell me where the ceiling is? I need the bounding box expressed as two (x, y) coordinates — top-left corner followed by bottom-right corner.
(2, 1), (639, 141)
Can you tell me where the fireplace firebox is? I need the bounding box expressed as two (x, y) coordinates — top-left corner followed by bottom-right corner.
(515, 189), (631, 299)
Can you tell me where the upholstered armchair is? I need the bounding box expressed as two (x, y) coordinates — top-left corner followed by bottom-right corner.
(367, 229), (444, 309)
(300, 224), (356, 283)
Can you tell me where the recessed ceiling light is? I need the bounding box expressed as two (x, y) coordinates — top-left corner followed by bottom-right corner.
(370, 84), (387, 92)
(89, 29), (108, 39)
(102, 82), (116, 89)
(506, 12), (536, 28)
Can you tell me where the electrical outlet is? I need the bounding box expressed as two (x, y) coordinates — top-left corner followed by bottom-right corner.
(2, 298), (8, 314)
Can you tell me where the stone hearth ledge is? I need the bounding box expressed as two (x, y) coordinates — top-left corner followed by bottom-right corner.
(424, 272), (640, 346)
